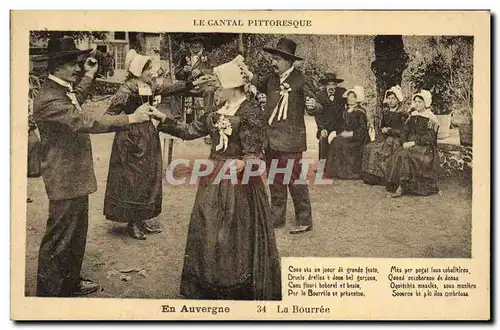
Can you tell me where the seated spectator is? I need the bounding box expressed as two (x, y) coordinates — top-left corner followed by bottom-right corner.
(385, 90), (440, 197)
(326, 86), (370, 179)
(362, 85), (409, 185)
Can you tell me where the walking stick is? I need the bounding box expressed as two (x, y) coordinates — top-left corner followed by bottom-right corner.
(163, 33), (177, 175)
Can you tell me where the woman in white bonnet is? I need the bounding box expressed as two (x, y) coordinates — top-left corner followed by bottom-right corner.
(362, 85), (409, 185)
(103, 49), (210, 240)
(386, 89), (440, 197)
(326, 85), (370, 179)
(149, 55), (281, 301)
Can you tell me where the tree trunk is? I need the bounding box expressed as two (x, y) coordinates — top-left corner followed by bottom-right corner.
(167, 34), (174, 82)
(238, 33), (244, 56)
(371, 35), (409, 135)
(350, 36), (354, 69)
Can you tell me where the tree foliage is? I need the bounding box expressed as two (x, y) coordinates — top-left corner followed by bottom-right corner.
(29, 30), (108, 46)
(409, 51), (455, 115)
(406, 36), (473, 118)
(27, 31), (473, 123)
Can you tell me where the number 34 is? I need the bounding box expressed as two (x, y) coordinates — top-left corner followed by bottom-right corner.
(257, 305), (267, 313)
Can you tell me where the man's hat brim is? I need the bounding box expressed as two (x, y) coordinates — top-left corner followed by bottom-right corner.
(31, 48), (93, 62)
(262, 47), (303, 61)
(319, 78), (344, 84)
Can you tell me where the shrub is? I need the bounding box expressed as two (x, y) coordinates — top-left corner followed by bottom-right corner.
(409, 52), (454, 115)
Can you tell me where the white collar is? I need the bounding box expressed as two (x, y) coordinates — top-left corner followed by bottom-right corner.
(190, 51), (203, 63)
(217, 96), (247, 116)
(48, 74), (73, 92)
(411, 108), (432, 118)
(280, 66), (294, 83)
(411, 108), (438, 123)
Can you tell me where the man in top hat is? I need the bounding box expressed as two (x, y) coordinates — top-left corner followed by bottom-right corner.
(174, 35), (215, 143)
(314, 73), (347, 161)
(174, 35), (212, 82)
(255, 37), (322, 234)
(32, 37), (154, 297)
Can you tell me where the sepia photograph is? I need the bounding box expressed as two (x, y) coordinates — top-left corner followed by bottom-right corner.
(25, 30), (473, 300)
(11, 10), (490, 320)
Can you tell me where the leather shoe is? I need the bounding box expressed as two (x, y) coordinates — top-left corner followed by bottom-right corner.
(391, 186), (403, 198)
(72, 278), (99, 296)
(290, 225), (313, 234)
(127, 223), (147, 240)
(140, 221), (163, 234)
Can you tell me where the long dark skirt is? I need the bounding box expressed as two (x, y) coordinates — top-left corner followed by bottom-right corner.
(361, 135), (402, 185)
(180, 172), (282, 301)
(326, 137), (365, 180)
(104, 122), (163, 223)
(386, 146), (439, 196)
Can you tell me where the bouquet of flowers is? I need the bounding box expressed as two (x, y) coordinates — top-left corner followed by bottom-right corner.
(215, 115), (233, 152)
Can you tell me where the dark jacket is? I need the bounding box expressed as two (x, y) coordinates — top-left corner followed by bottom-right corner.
(33, 75), (131, 200)
(256, 69), (321, 153)
(173, 51), (215, 113)
(314, 87), (347, 139)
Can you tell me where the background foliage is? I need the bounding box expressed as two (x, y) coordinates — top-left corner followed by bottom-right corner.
(29, 32), (474, 124)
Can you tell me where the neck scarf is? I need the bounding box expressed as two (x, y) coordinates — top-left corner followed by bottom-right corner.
(410, 108), (439, 129)
(268, 66), (294, 125)
(49, 74), (82, 111)
(215, 96), (247, 152)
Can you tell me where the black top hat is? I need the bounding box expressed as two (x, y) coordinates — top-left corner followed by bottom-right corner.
(31, 37), (92, 62)
(262, 38), (303, 61)
(319, 72), (344, 84)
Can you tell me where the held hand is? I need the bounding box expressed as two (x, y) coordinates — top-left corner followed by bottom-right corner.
(128, 103), (152, 124)
(145, 106), (168, 122)
(147, 106), (177, 123)
(245, 84), (258, 98)
(234, 159), (246, 173)
(193, 74), (219, 87)
(381, 127), (390, 133)
(320, 129), (328, 138)
(403, 141), (415, 149)
(191, 68), (202, 78)
(183, 65), (193, 72)
(305, 97), (316, 110)
(84, 57), (99, 76)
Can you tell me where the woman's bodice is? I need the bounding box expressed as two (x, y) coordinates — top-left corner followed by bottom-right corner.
(405, 115), (438, 146)
(381, 107), (408, 130)
(159, 100), (266, 160)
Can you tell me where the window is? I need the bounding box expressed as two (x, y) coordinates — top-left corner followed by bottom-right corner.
(112, 44), (126, 70)
(114, 32), (126, 40)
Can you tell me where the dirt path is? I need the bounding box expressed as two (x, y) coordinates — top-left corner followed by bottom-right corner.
(24, 103), (471, 299)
